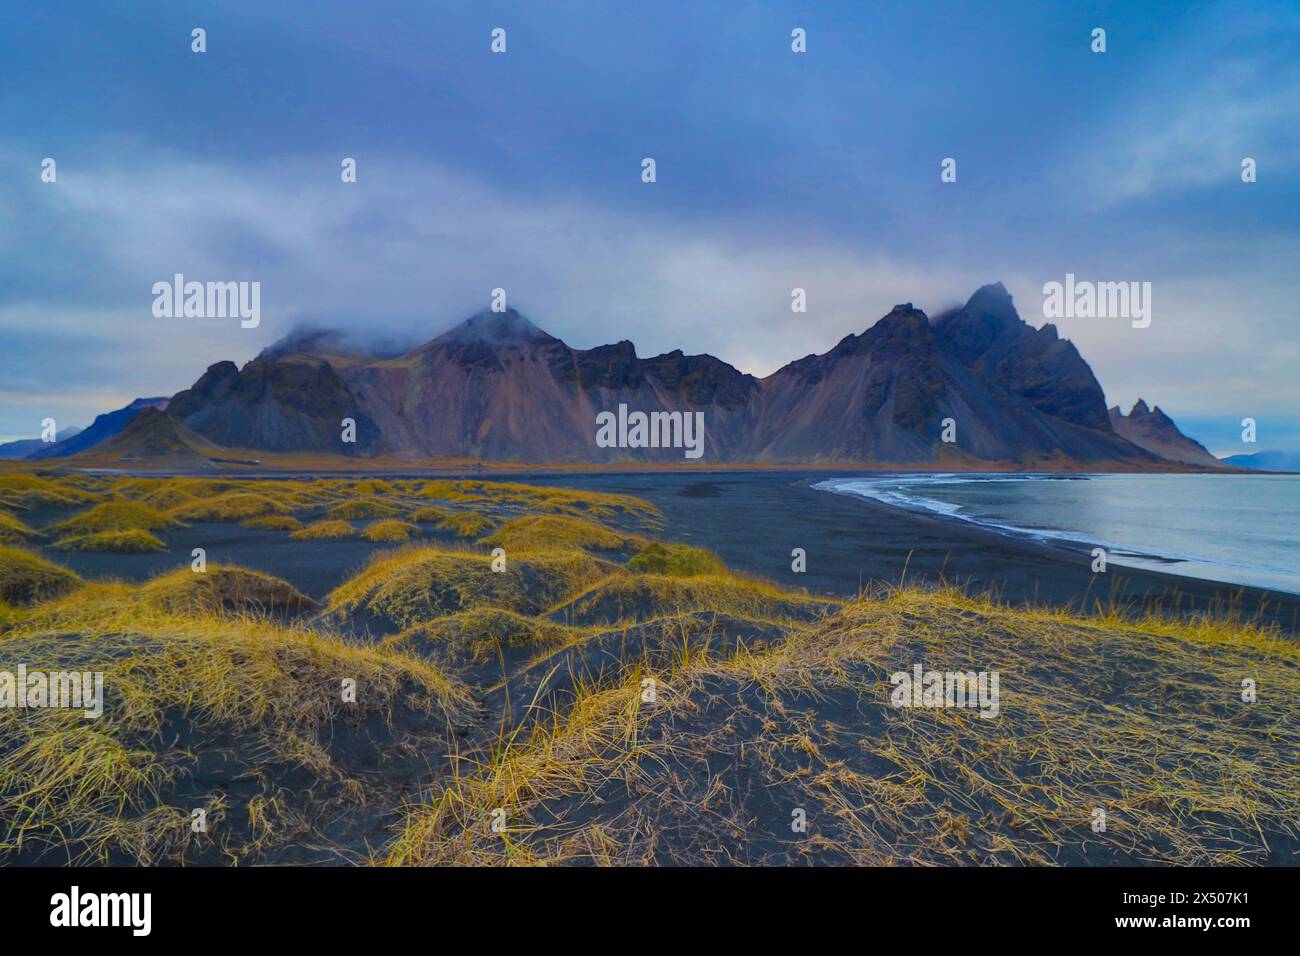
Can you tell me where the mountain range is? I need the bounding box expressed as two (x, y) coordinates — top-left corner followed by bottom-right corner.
(1107, 400), (1221, 468)
(7, 283), (1237, 469)
(0, 426), (82, 460)
(32, 397), (170, 459)
(1221, 450), (1300, 471)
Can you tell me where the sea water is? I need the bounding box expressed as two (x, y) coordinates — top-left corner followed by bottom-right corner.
(815, 473), (1300, 594)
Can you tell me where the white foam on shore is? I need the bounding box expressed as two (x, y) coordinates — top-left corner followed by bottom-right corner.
(813, 474), (1300, 594)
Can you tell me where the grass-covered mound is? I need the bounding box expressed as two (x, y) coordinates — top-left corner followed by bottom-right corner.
(124, 478), (334, 514)
(483, 515), (645, 554)
(434, 512), (494, 538)
(47, 499), (178, 536)
(411, 504), (454, 523)
(0, 510), (38, 543)
(419, 479), (660, 524)
(0, 545), (82, 604)
(362, 519), (421, 543)
(52, 529), (166, 553)
(328, 498), (403, 521)
(139, 566), (316, 617)
(0, 610), (471, 864)
(627, 541), (725, 576)
(475, 609), (796, 741)
(327, 545), (619, 629)
(0, 474), (95, 509)
(385, 586), (1300, 866)
(554, 571), (839, 627)
(111, 477), (237, 500)
(290, 519), (355, 540)
(169, 492), (290, 523)
(351, 478), (398, 496)
(384, 607), (582, 662)
(134, 486), (201, 512)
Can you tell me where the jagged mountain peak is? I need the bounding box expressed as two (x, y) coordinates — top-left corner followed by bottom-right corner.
(434, 308), (556, 349)
(812, 303), (931, 364)
(965, 280), (1015, 313)
(260, 324), (421, 362)
(936, 281), (1024, 342)
(583, 339), (638, 359)
(1110, 401), (1219, 467)
(877, 302), (930, 330)
(260, 326), (355, 360)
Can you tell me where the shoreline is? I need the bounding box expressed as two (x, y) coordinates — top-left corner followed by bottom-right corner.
(811, 473), (1300, 597)
(804, 479), (1300, 633)
(513, 471), (1300, 635)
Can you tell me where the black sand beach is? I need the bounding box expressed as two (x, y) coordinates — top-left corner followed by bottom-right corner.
(38, 470), (1300, 634)
(7, 468), (1298, 867)
(514, 471), (1300, 634)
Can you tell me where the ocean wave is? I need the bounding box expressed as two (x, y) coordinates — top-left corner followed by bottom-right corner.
(813, 474), (1300, 594)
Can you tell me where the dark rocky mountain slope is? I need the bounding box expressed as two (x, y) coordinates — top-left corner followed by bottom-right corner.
(66, 284), (1220, 468)
(1108, 400), (1221, 468)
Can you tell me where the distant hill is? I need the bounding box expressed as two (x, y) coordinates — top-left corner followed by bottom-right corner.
(1108, 400), (1222, 468)
(30, 397), (168, 459)
(83, 407), (217, 463)
(0, 426), (83, 460)
(1220, 450), (1300, 472)
(63, 282), (1223, 468)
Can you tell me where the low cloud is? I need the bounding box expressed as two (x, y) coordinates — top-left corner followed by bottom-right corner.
(0, 152), (1296, 447)
(0, 153), (986, 434)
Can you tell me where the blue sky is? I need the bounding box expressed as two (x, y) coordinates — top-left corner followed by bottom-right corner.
(2, 0), (1297, 455)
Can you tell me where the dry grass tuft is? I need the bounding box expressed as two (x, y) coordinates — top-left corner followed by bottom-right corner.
(385, 584), (1300, 866)
(0, 474), (96, 509)
(556, 571), (840, 627)
(328, 498), (404, 521)
(0, 510), (39, 543)
(419, 480), (660, 524)
(327, 544), (618, 628)
(384, 607), (583, 662)
(627, 540), (725, 577)
(411, 504), (454, 523)
(0, 602), (469, 864)
(139, 565), (315, 617)
(169, 492), (290, 523)
(290, 519), (355, 540)
(52, 529), (166, 554)
(47, 499), (178, 536)
(434, 512), (495, 538)
(363, 519), (421, 543)
(0, 545), (83, 605)
(483, 514), (644, 554)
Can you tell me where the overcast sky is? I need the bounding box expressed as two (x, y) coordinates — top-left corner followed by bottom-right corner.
(2, 0), (1297, 455)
